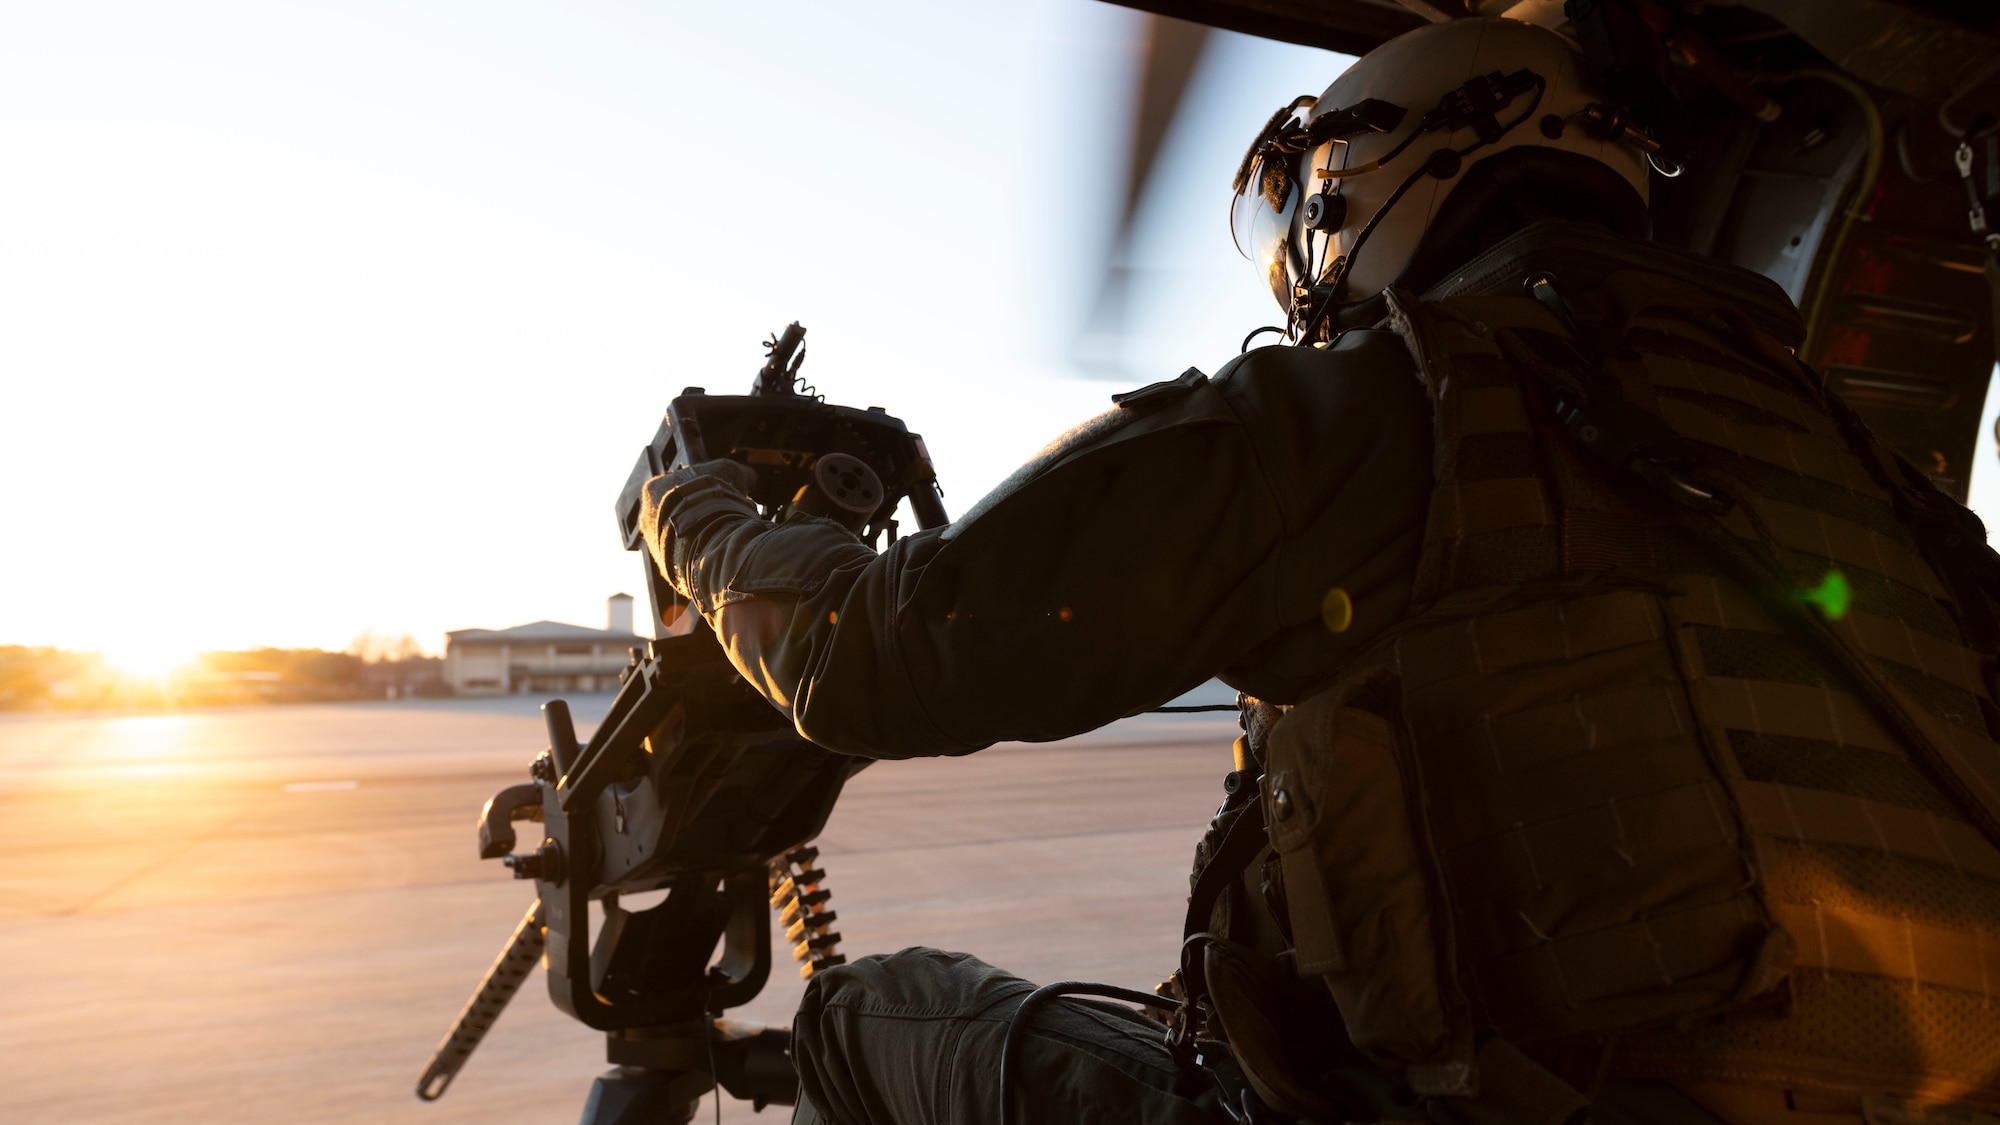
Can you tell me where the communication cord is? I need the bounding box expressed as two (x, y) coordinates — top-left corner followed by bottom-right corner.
(996, 981), (1181, 1125)
(703, 998), (722, 1125)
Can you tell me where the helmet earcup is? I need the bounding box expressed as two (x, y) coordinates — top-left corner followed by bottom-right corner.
(1302, 192), (1348, 233)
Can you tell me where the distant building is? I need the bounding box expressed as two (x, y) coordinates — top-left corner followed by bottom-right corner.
(444, 594), (644, 695)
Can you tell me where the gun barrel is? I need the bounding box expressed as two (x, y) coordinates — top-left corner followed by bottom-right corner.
(415, 899), (547, 1101)
(755, 322), (806, 396)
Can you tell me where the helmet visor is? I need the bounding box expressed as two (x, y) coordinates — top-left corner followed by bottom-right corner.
(1231, 162), (1301, 313)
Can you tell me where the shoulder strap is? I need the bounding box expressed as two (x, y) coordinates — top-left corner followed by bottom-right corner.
(1182, 798), (1268, 945)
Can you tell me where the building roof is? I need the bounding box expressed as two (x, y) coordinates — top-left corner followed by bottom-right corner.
(446, 620), (644, 644)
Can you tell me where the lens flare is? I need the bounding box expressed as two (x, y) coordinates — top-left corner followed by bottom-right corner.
(1321, 587), (1355, 634)
(102, 642), (198, 681)
(1798, 570), (1852, 621)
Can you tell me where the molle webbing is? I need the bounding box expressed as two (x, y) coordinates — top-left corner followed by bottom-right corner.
(1384, 271), (2000, 1103)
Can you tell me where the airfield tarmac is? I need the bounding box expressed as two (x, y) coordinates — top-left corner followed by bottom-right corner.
(0, 693), (1236, 1124)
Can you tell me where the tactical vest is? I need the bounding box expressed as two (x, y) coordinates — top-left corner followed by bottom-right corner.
(1257, 226), (2000, 1113)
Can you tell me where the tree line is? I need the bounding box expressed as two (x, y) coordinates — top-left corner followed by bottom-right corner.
(0, 638), (445, 711)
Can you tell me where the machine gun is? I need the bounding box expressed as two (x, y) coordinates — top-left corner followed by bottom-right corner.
(416, 323), (950, 1123)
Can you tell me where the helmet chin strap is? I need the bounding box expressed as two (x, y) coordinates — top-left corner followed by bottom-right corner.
(1290, 69), (1548, 345)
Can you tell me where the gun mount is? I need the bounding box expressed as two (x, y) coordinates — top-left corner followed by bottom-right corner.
(418, 323), (951, 1121)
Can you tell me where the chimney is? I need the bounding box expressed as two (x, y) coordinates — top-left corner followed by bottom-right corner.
(607, 593), (635, 636)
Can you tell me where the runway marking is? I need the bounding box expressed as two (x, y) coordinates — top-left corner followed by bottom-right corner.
(282, 780), (359, 792)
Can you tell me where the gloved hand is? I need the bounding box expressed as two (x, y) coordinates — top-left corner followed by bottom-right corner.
(639, 458), (760, 595)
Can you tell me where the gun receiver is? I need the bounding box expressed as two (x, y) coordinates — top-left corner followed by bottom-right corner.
(420, 322), (950, 1120)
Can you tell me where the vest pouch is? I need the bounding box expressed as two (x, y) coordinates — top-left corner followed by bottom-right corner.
(1203, 937), (1350, 1120)
(1264, 682), (1470, 1093)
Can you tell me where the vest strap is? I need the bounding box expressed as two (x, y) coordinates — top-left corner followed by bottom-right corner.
(1771, 900), (2000, 998)
(1734, 780), (2000, 878)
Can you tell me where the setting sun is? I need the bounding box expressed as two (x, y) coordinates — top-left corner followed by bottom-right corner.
(102, 642), (198, 681)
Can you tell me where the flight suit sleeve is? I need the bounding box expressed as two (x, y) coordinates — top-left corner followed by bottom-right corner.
(676, 330), (1431, 759)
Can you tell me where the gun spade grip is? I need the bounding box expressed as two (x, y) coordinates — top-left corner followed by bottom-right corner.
(543, 700), (579, 778)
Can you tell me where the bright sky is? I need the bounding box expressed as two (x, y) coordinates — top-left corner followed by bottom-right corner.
(3, 3), (1996, 661)
(0, 1), (1339, 660)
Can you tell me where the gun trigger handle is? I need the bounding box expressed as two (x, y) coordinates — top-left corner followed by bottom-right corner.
(478, 783), (546, 860)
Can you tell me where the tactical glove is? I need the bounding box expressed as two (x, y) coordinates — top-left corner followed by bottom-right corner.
(639, 458), (760, 598)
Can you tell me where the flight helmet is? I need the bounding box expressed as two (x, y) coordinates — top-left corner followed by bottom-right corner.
(1231, 18), (1656, 340)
